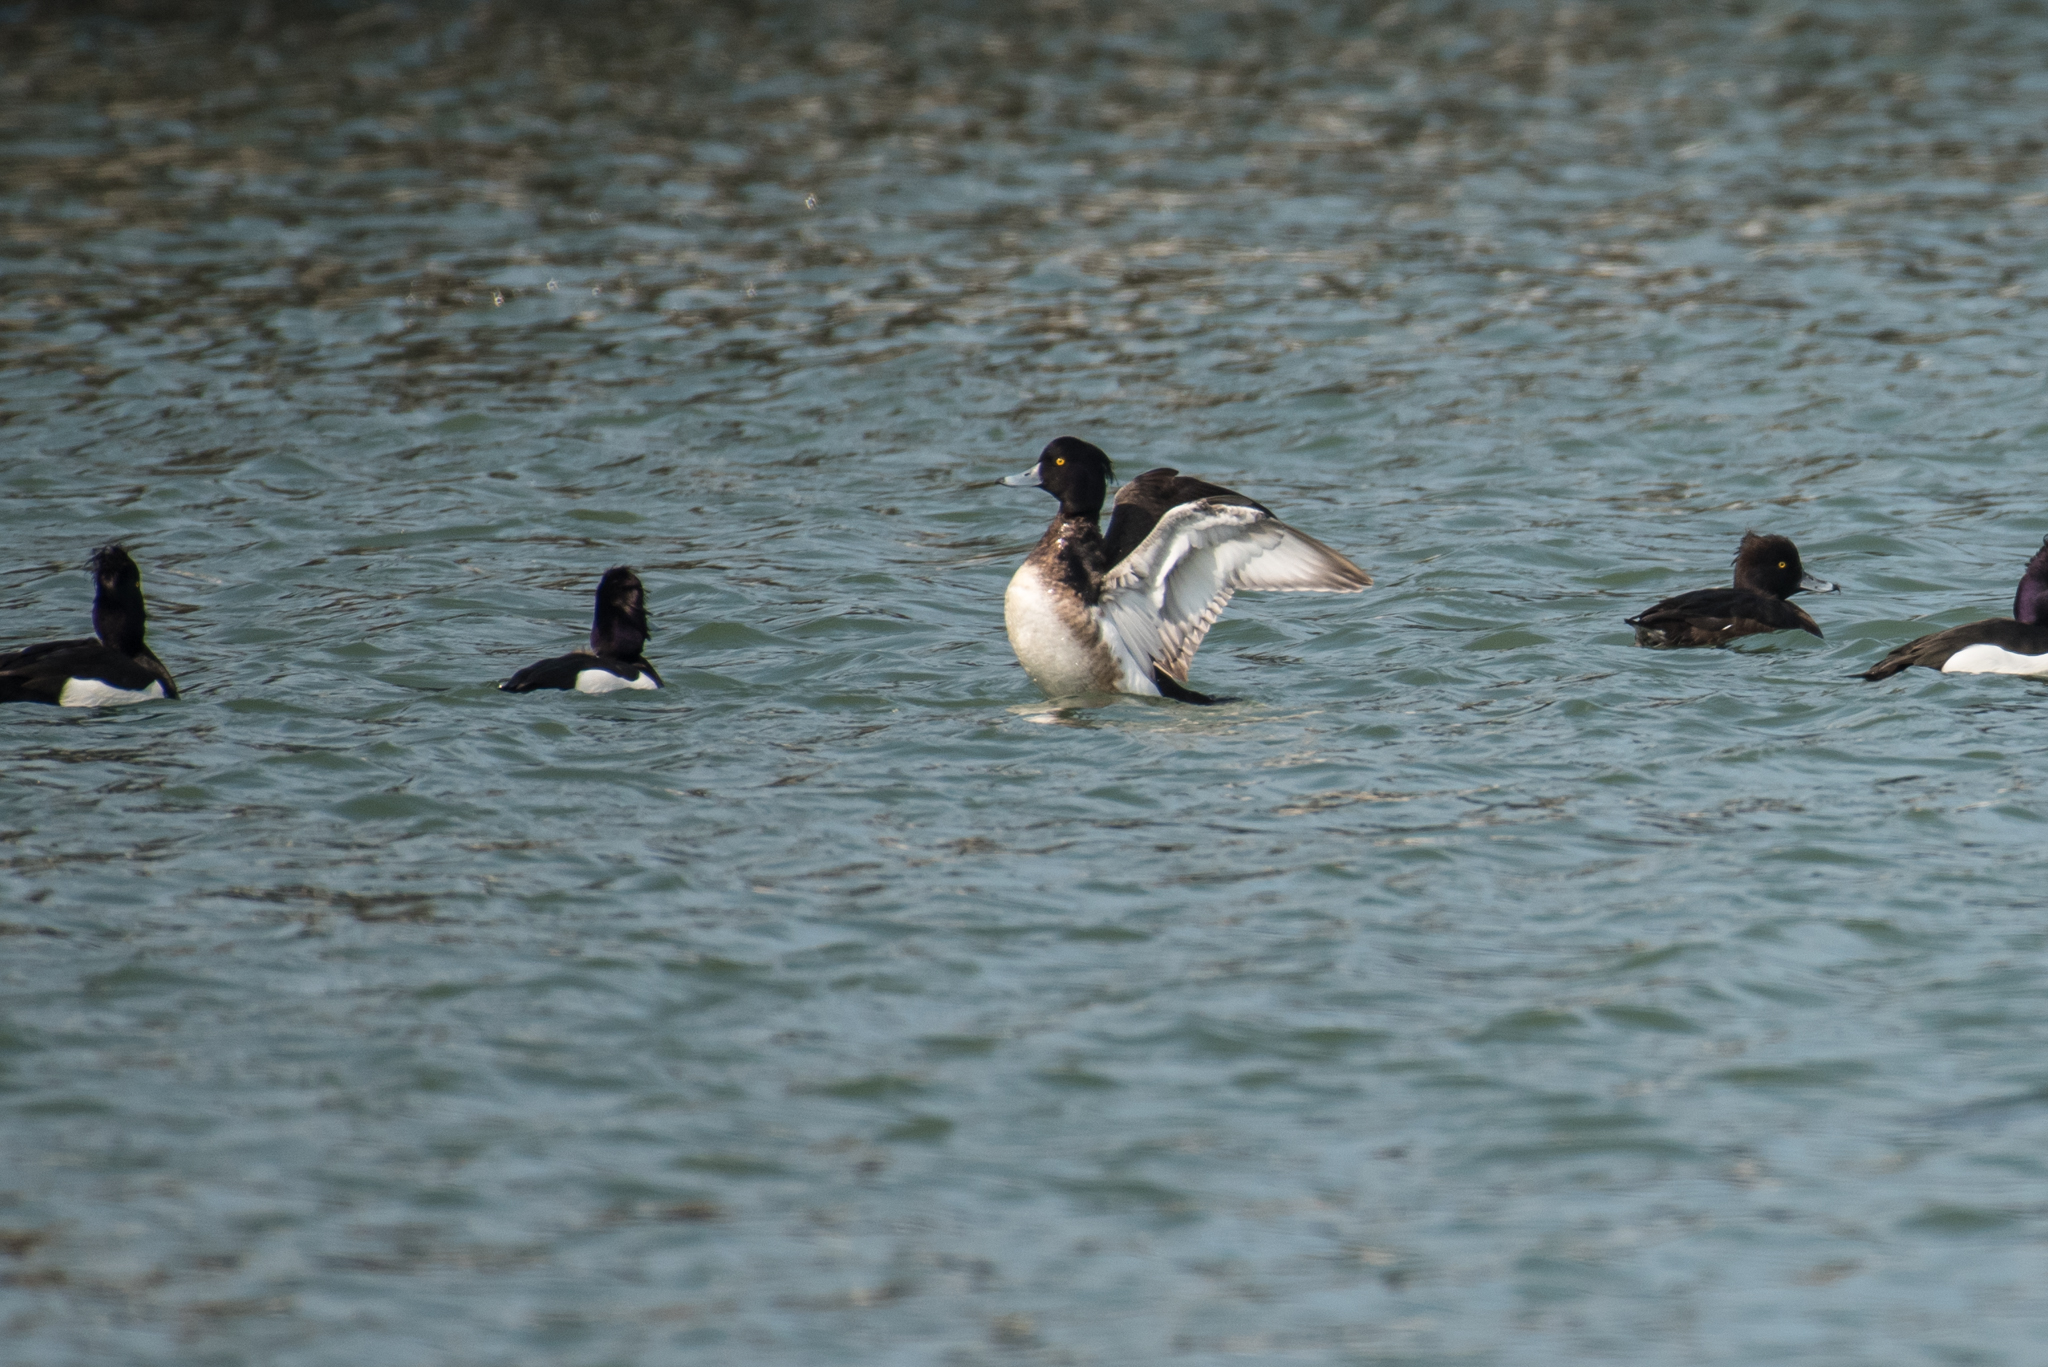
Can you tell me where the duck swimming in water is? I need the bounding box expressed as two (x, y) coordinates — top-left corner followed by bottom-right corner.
(1001, 437), (1369, 704)
(1862, 536), (2048, 680)
(1625, 531), (1839, 649)
(500, 566), (664, 694)
(0, 544), (180, 707)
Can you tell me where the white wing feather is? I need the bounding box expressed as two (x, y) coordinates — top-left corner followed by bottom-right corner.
(1093, 501), (1368, 685)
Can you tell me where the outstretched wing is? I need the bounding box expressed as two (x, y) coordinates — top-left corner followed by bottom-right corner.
(1093, 500), (1369, 685)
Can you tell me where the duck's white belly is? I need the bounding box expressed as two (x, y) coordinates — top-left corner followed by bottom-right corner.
(1942, 643), (2048, 675)
(1005, 561), (1125, 698)
(58, 678), (165, 708)
(574, 668), (659, 694)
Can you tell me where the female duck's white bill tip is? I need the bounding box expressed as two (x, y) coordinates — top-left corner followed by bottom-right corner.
(999, 463), (1044, 488)
(1800, 572), (1841, 593)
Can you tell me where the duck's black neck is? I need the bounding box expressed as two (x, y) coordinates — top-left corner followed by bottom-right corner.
(592, 607), (648, 661)
(92, 575), (148, 657)
(2016, 542), (2048, 624)
(94, 596), (147, 655)
(590, 571), (650, 661)
(1060, 488), (1103, 521)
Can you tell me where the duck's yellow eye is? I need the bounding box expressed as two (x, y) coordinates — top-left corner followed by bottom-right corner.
(1055, 457), (1065, 465)
(1778, 561), (1786, 568)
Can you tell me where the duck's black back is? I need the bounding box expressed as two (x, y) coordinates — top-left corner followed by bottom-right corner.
(1101, 468), (1271, 568)
(1626, 587), (1822, 647)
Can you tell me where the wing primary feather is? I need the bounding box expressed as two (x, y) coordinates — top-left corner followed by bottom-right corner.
(1094, 500), (1367, 683)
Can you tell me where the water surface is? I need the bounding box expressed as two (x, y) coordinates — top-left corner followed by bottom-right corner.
(8, 1), (2048, 1361)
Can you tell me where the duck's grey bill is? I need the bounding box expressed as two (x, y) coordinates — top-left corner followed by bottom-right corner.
(1000, 463), (1044, 488)
(1800, 571), (1840, 594)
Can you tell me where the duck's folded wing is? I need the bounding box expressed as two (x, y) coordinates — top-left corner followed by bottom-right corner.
(501, 653), (585, 692)
(1094, 501), (1370, 684)
(1627, 588), (1821, 639)
(0, 638), (97, 671)
(1862, 618), (2023, 680)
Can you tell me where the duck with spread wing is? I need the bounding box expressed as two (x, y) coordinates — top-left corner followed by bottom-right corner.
(1000, 437), (1369, 704)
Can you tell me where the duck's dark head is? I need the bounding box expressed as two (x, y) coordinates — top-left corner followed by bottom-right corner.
(1732, 531), (1838, 599)
(2013, 536), (2048, 625)
(590, 566), (650, 660)
(89, 543), (149, 655)
(1001, 436), (1112, 520)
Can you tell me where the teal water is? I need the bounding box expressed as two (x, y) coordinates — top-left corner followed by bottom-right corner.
(8, 1), (2048, 1361)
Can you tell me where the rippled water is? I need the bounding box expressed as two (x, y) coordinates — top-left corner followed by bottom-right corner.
(10, 1), (2048, 1361)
